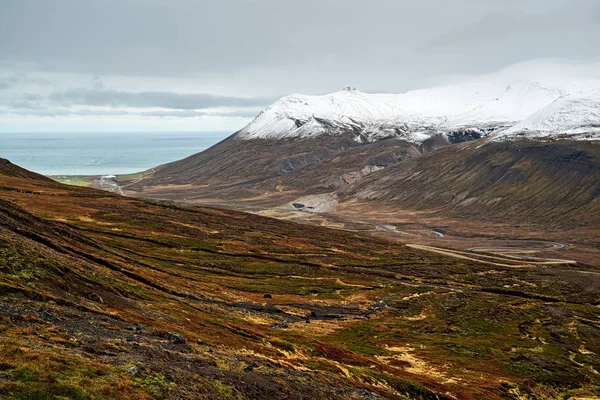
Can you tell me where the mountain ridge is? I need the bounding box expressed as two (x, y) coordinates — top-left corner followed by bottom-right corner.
(127, 76), (600, 210)
(494, 89), (600, 140)
(235, 78), (600, 144)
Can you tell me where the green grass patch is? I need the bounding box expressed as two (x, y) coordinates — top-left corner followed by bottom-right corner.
(49, 176), (97, 187)
(330, 323), (384, 357)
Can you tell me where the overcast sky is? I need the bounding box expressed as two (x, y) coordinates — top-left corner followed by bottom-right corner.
(1, 0), (599, 132)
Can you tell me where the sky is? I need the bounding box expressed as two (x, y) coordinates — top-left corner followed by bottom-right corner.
(1, 0), (599, 133)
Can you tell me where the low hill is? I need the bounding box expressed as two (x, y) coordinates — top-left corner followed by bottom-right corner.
(0, 158), (53, 181)
(1, 161), (599, 399)
(124, 133), (444, 205)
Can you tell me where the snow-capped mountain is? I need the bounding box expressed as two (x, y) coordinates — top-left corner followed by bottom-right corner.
(129, 68), (600, 221)
(235, 79), (600, 144)
(493, 89), (600, 141)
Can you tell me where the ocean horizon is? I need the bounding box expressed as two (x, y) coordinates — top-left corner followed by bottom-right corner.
(0, 131), (231, 176)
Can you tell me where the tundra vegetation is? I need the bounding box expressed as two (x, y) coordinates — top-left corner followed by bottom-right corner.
(0, 159), (599, 399)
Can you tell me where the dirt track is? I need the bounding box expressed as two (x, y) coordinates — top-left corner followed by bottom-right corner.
(407, 244), (577, 267)
(301, 209), (578, 267)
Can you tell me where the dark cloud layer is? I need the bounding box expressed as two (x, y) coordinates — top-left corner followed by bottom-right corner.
(47, 89), (275, 110)
(0, 107), (258, 119)
(0, 82), (271, 119)
(1, 88), (266, 118)
(1, 0), (598, 93)
(0, 0), (599, 131)
(0, 74), (49, 90)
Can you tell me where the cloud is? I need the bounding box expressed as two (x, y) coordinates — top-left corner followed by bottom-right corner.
(421, 3), (600, 73)
(0, 85), (272, 120)
(138, 110), (259, 118)
(1, 0), (599, 131)
(46, 89), (275, 110)
(0, 74), (50, 90)
(0, 104), (259, 119)
(2, 0), (598, 90)
(0, 76), (19, 90)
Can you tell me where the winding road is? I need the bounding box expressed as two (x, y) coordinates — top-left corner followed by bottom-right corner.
(296, 208), (576, 266)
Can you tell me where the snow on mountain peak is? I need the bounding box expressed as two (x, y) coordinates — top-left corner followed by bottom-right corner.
(492, 89), (600, 141)
(236, 77), (600, 143)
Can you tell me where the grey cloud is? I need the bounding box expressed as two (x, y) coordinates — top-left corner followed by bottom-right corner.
(47, 89), (275, 110)
(0, 107), (255, 119)
(0, 74), (50, 90)
(92, 76), (105, 91)
(0, 84), (269, 121)
(3, 94), (45, 110)
(8, 100), (43, 110)
(421, 3), (600, 73)
(0, 109), (131, 117)
(140, 110), (259, 118)
(0, 77), (18, 90)
(2, 0), (598, 94)
(0, 0), (599, 130)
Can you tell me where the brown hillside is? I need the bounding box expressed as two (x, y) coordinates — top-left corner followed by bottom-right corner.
(346, 140), (600, 229)
(0, 161), (599, 399)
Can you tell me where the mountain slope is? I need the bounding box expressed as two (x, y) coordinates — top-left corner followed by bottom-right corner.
(344, 140), (600, 229)
(128, 77), (600, 204)
(2, 160), (600, 399)
(494, 89), (600, 141)
(0, 158), (53, 181)
(125, 133), (435, 204)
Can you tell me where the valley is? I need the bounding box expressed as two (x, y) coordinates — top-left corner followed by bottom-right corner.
(4, 3), (600, 399)
(117, 83), (600, 274)
(1, 159), (600, 399)
(50, 140), (600, 268)
(5, 75), (599, 400)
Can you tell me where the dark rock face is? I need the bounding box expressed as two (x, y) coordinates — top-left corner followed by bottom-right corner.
(244, 363), (257, 372)
(169, 332), (187, 344)
(88, 293), (103, 303)
(446, 126), (508, 144)
(447, 129), (484, 144)
(127, 325), (144, 332)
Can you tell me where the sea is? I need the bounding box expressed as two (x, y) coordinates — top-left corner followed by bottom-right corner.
(0, 131), (231, 176)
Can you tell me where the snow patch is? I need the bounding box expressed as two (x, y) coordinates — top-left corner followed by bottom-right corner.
(493, 90), (600, 141)
(236, 78), (600, 144)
